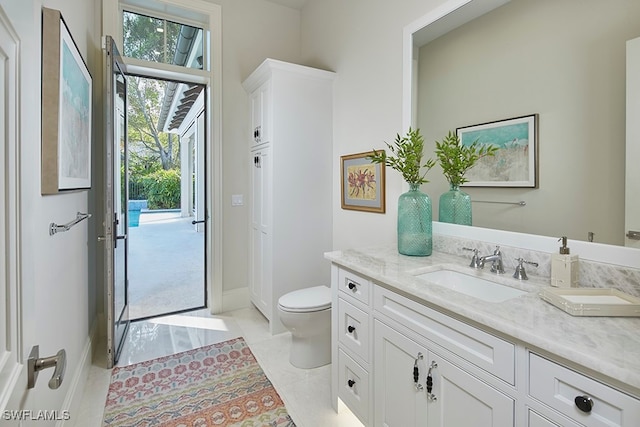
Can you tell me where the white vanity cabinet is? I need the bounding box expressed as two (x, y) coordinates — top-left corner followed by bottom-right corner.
(332, 264), (515, 427)
(373, 320), (513, 426)
(372, 285), (515, 427)
(330, 263), (640, 427)
(334, 267), (372, 424)
(243, 59), (334, 334)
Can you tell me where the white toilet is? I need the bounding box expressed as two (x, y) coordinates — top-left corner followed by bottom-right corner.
(277, 285), (332, 369)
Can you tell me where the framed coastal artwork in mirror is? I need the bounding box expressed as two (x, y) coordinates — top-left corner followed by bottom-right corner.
(341, 151), (386, 213)
(41, 7), (93, 194)
(457, 114), (538, 188)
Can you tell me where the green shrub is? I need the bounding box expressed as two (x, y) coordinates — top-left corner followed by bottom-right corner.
(142, 169), (181, 209)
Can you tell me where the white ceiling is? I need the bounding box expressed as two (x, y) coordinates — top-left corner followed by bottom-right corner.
(263, 0), (309, 10)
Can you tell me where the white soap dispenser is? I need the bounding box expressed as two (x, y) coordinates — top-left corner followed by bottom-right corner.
(551, 236), (579, 288)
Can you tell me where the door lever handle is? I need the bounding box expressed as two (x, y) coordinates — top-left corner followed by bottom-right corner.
(192, 219), (206, 225)
(28, 345), (66, 389)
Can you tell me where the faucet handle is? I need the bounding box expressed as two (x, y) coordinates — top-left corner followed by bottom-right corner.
(513, 257), (538, 280)
(463, 247), (482, 268)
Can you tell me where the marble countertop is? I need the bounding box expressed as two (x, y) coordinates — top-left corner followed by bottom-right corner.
(325, 245), (640, 396)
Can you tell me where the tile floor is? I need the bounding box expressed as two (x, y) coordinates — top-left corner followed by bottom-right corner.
(76, 306), (363, 427)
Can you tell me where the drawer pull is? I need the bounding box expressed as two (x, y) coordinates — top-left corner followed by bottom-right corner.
(426, 361), (438, 401)
(575, 395), (594, 413)
(347, 281), (357, 290)
(348, 379), (356, 388)
(347, 325), (356, 333)
(413, 352), (424, 391)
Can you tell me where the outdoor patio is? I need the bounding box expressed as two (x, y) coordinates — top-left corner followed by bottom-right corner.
(127, 210), (205, 319)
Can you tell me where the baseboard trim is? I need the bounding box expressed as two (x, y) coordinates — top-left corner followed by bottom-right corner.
(58, 322), (96, 427)
(221, 287), (250, 313)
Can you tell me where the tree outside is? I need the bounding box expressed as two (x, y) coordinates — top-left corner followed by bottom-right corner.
(123, 11), (185, 209)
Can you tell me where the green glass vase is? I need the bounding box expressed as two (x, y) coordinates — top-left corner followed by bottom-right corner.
(397, 183), (432, 256)
(438, 184), (472, 225)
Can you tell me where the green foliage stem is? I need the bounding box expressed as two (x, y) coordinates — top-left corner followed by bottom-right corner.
(435, 131), (498, 187)
(368, 128), (436, 186)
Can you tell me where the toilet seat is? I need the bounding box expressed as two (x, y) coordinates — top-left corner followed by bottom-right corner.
(278, 285), (331, 313)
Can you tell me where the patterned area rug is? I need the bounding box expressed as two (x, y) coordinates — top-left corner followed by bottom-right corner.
(103, 337), (296, 426)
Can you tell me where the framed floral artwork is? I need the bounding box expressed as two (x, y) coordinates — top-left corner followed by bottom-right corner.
(340, 151), (385, 213)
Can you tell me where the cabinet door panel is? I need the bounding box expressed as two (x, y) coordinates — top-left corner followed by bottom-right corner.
(428, 353), (514, 427)
(249, 148), (271, 317)
(374, 320), (428, 427)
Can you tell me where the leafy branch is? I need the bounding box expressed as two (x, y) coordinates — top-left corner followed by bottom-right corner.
(435, 131), (498, 187)
(368, 128), (436, 186)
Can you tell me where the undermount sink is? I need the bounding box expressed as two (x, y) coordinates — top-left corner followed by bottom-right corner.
(415, 269), (528, 303)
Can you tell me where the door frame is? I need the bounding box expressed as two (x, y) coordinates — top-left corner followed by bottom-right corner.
(0, 4), (25, 410)
(102, 0), (223, 316)
(626, 36), (640, 248)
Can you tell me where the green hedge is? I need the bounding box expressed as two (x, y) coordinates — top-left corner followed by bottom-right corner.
(142, 169), (181, 209)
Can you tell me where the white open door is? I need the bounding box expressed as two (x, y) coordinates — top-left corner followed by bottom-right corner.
(626, 37), (640, 248)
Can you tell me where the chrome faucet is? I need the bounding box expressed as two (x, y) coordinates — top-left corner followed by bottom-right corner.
(479, 246), (505, 274)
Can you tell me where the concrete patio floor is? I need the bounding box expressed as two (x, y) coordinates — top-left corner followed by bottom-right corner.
(127, 210), (205, 319)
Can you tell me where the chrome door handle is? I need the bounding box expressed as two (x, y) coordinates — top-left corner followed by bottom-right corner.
(28, 345), (66, 389)
(98, 236), (107, 241)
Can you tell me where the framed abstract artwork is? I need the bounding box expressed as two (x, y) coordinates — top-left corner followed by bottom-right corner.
(41, 7), (93, 194)
(457, 114), (538, 188)
(341, 151), (385, 213)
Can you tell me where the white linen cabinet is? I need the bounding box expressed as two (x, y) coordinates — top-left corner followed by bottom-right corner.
(243, 59), (335, 334)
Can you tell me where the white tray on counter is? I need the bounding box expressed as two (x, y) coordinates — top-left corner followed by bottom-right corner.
(539, 287), (640, 317)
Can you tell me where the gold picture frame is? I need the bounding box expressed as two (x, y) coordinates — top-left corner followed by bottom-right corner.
(41, 7), (93, 194)
(340, 151), (385, 213)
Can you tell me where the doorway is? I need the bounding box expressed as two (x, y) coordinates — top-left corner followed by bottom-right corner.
(125, 74), (207, 320)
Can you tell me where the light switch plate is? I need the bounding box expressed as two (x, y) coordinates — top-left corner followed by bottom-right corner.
(231, 194), (244, 206)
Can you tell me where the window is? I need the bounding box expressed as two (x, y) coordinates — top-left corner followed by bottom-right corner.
(123, 10), (204, 70)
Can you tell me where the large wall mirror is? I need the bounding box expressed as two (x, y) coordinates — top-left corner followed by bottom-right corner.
(404, 0), (640, 248)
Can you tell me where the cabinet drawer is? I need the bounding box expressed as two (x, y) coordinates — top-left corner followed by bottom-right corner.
(338, 268), (370, 306)
(338, 349), (369, 425)
(529, 353), (640, 427)
(338, 298), (370, 363)
(528, 409), (561, 427)
(374, 285), (515, 384)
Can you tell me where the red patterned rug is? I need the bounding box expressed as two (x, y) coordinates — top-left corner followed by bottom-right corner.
(102, 337), (296, 426)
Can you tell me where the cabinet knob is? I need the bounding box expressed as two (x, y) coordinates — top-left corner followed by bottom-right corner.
(347, 281), (356, 290)
(347, 325), (356, 333)
(574, 395), (594, 413)
(347, 379), (356, 388)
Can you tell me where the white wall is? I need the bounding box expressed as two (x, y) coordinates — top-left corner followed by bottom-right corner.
(0, 0), (100, 417)
(299, 0), (451, 250)
(214, 0), (302, 293)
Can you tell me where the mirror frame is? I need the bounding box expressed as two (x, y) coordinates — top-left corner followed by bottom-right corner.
(402, 0), (640, 269)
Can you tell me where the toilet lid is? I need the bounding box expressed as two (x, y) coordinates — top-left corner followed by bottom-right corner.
(278, 286), (331, 312)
